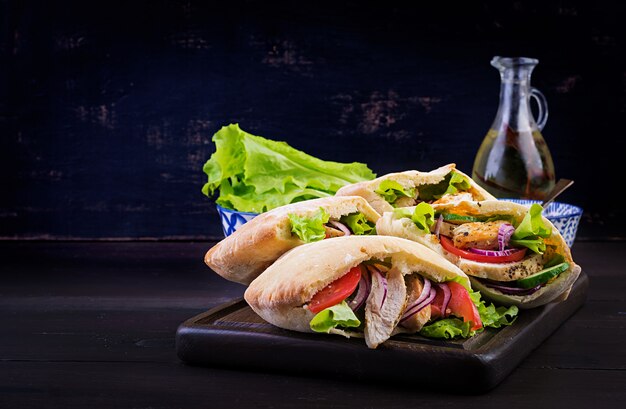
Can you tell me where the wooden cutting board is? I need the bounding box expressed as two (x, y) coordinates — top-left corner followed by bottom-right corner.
(176, 271), (588, 392)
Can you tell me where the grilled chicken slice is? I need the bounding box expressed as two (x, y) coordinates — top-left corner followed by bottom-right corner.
(364, 268), (406, 348)
(394, 196), (417, 208)
(431, 220), (456, 237)
(399, 275), (431, 332)
(457, 253), (544, 281)
(432, 192), (473, 205)
(451, 220), (510, 250)
(323, 225), (345, 238)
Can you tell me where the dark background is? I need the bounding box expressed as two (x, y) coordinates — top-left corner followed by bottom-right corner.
(1, 0), (624, 241)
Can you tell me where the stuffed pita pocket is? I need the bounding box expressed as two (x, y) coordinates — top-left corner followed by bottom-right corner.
(334, 163), (495, 215)
(245, 235), (518, 349)
(376, 200), (581, 309)
(205, 196), (380, 285)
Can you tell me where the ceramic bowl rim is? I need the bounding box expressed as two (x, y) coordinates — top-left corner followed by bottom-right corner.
(500, 199), (583, 219)
(215, 204), (260, 217)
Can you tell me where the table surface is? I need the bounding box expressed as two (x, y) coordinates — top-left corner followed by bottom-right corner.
(1, 240), (624, 408)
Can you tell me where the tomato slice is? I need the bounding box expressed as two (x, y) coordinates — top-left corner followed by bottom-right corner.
(429, 286), (447, 320)
(308, 266), (362, 313)
(439, 236), (526, 263)
(446, 282), (483, 331)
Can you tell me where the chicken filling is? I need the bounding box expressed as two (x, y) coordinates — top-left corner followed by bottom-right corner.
(307, 261), (500, 348)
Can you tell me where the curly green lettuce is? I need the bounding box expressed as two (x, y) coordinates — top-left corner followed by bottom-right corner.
(202, 124), (376, 213)
(393, 202), (435, 234)
(510, 203), (552, 253)
(374, 180), (415, 205)
(418, 171), (472, 201)
(310, 301), (361, 333)
(340, 213), (376, 235)
(470, 289), (519, 329)
(288, 208), (330, 243)
(420, 289), (518, 339)
(420, 318), (472, 339)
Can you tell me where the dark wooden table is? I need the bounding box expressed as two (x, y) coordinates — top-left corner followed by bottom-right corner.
(1, 241), (624, 408)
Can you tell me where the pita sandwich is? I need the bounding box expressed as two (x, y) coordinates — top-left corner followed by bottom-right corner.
(205, 196), (380, 285)
(335, 163), (496, 215)
(244, 235), (492, 349)
(376, 199), (581, 309)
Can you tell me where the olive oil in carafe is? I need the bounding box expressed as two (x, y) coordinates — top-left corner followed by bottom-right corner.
(472, 56), (556, 200)
(472, 127), (555, 200)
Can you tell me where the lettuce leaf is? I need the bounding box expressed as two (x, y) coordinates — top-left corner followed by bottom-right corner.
(340, 213), (376, 235)
(418, 171), (471, 201)
(510, 203), (552, 253)
(202, 124), (376, 213)
(310, 301), (361, 333)
(393, 202), (435, 234)
(374, 180), (415, 205)
(469, 290), (518, 329)
(421, 289), (518, 340)
(288, 207), (330, 243)
(420, 318), (471, 339)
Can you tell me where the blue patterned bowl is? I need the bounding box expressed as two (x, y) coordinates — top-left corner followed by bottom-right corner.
(216, 205), (259, 237)
(501, 199), (583, 247)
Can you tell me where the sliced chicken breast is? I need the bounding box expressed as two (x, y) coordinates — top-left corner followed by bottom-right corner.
(431, 220), (456, 237)
(432, 192), (474, 205)
(457, 253), (544, 281)
(394, 196), (417, 207)
(364, 268), (406, 348)
(324, 225), (345, 238)
(451, 220), (510, 250)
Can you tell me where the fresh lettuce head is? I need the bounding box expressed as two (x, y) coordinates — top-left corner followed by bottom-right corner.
(510, 203), (552, 253)
(288, 208), (330, 243)
(202, 124), (376, 213)
(374, 180), (415, 205)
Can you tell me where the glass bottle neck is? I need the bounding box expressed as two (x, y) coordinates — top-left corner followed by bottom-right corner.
(495, 72), (536, 132)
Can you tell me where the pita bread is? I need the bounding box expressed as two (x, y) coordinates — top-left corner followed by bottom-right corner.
(335, 163), (495, 215)
(205, 196), (380, 285)
(244, 235), (470, 347)
(376, 199), (581, 308)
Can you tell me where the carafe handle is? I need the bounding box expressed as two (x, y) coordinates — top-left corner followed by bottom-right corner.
(530, 87), (549, 131)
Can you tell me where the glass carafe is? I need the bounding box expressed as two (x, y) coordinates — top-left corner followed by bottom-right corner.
(472, 56), (555, 200)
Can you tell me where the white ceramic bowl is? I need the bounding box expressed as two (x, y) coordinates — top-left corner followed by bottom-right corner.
(216, 205), (259, 237)
(501, 199), (583, 247)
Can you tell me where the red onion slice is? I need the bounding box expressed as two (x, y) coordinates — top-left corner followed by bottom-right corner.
(348, 268), (370, 311)
(437, 283), (451, 316)
(415, 278), (432, 306)
(434, 214), (443, 239)
(497, 223), (515, 251)
(403, 278), (431, 314)
(478, 278), (542, 295)
(329, 220), (351, 236)
(468, 247), (525, 257)
(400, 287), (436, 322)
(368, 265), (387, 308)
